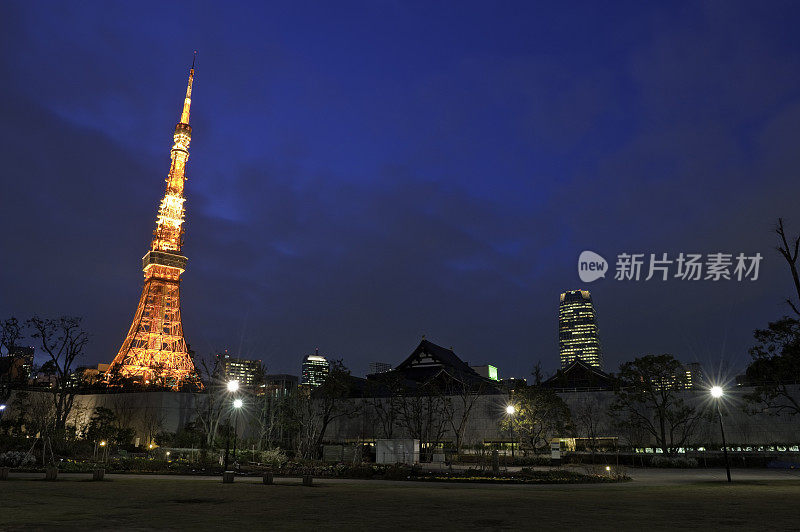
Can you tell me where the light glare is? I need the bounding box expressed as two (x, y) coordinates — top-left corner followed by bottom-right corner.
(711, 385), (724, 398)
(506, 405), (516, 415)
(227, 380), (240, 392)
(233, 398), (243, 409)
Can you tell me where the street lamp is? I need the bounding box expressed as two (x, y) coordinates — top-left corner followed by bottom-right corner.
(232, 398), (243, 469)
(710, 386), (731, 483)
(222, 380), (241, 472)
(99, 440), (108, 463)
(506, 404), (516, 459)
(224, 397), (244, 472)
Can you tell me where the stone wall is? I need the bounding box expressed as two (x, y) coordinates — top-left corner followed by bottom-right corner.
(6, 385), (799, 448)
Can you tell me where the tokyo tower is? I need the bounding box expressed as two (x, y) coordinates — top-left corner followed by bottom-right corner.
(107, 58), (201, 390)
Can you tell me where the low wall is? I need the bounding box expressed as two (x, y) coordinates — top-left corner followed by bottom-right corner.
(5, 385), (799, 448)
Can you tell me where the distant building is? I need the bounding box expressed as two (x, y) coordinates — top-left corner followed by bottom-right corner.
(470, 365), (499, 381)
(301, 349), (330, 388)
(683, 362), (704, 389)
(635, 358), (705, 391)
(559, 290), (603, 370)
(368, 362), (393, 375)
(2, 346), (35, 382)
(216, 352), (263, 389)
(263, 374), (298, 398)
(660, 361), (704, 390)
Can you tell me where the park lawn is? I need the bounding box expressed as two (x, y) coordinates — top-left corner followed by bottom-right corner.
(1, 477), (798, 530)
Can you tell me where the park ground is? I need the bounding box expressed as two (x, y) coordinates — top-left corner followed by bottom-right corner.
(2, 468), (799, 530)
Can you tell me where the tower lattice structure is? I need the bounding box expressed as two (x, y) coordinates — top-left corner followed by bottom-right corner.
(107, 60), (201, 390)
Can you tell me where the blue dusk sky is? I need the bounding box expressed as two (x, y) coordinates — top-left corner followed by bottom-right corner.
(2, 1), (800, 379)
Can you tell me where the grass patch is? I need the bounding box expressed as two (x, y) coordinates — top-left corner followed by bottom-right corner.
(1, 477), (799, 530)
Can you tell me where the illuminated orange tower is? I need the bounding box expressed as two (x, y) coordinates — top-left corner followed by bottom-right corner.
(107, 58), (201, 389)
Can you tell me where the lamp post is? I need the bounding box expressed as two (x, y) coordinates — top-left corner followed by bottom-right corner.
(222, 380), (239, 472)
(232, 398), (243, 470)
(506, 404), (516, 459)
(710, 386), (731, 483)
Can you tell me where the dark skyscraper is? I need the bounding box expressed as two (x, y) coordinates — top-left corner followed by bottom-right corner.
(559, 290), (603, 370)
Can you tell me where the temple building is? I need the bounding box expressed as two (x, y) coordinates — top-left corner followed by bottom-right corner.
(366, 339), (500, 393)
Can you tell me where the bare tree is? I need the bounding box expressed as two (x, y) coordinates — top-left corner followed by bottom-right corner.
(364, 373), (406, 439)
(441, 378), (486, 455)
(0, 317), (23, 356)
(776, 218), (800, 318)
(27, 316), (89, 432)
(141, 404), (166, 446)
(190, 356), (227, 447)
(574, 396), (603, 459)
(306, 360), (360, 457)
(395, 382), (449, 460)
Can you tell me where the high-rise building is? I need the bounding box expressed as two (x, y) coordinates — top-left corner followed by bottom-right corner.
(106, 57), (201, 390)
(301, 349), (329, 387)
(368, 362), (393, 375)
(216, 352), (263, 389)
(559, 290), (603, 370)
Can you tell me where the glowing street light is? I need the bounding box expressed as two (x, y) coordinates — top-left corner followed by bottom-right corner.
(0, 404), (6, 410)
(710, 385), (731, 482)
(506, 404), (516, 459)
(99, 441), (107, 447)
(224, 397), (244, 473)
(227, 380), (240, 393)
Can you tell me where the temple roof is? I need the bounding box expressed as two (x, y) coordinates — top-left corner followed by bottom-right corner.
(542, 358), (615, 391)
(366, 339), (500, 394)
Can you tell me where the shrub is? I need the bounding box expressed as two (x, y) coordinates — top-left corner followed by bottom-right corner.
(259, 448), (288, 468)
(0, 451), (37, 468)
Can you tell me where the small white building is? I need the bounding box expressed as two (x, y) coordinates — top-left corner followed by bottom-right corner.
(376, 439), (420, 464)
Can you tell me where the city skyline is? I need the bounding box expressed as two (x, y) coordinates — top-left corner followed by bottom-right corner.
(2, 3), (800, 379)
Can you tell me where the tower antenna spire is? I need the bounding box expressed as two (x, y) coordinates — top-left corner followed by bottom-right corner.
(180, 53), (195, 125)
